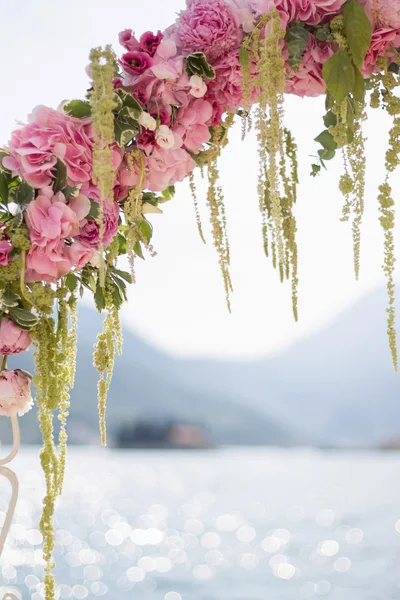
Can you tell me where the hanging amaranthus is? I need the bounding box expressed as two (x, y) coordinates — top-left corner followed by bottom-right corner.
(370, 66), (400, 370)
(196, 114), (235, 310)
(90, 46), (117, 286)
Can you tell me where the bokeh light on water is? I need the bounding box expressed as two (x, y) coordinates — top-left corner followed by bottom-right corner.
(1, 447), (400, 599)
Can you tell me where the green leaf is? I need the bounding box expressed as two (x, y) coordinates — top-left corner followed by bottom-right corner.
(139, 219), (153, 243)
(12, 181), (34, 206)
(63, 99), (92, 118)
(63, 186), (79, 200)
(3, 289), (20, 308)
(114, 119), (137, 147)
(134, 241), (144, 259)
(318, 148), (336, 161)
(239, 46), (250, 68)
(87, 199), (100, 220)
(112, 268), (132, 284)
(118, 233), (127, 255)
(352, 66), (366, 102)
(323, 110), (337, 128)
(343, 0), (372, 68)
(53, 158), (68, 193)
(9, 307), (39, 330)
(94, 282), (106, 312)
(314, 130), (337, 151)
(160, 186), (176, 201)
(185, 52), (216, 80)
(123, 94), (143, 113)
(65, 273), (78, 293)
(310, 164), (321, 177)
(119, 105), (141, 124)
(0, 172), (8, 203)
(323, 48), (355, 105)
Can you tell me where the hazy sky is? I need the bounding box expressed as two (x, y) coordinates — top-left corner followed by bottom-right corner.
(1, 0), (398, 359)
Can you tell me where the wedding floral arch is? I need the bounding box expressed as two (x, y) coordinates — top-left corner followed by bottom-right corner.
(0, 0), (399, 597)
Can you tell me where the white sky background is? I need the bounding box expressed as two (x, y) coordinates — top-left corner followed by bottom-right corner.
(0, 0), (398, 359)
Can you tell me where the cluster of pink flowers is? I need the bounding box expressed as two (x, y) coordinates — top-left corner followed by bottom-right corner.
(0, 0), (399, 421)
(0, 0), (397, 290)
(0, 319), (32, 417)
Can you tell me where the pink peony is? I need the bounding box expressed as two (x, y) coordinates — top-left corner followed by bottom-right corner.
(0, 370), (33, 417)
(0, 319), (31, 355)
(77, 198), (120, 248)
(0, 239), (13, 266)
(140, 31), (164, 56)
(360, 0), (400, 29)
(362, 27), (400, 76)
(25, 191), (80, 248)
(25, 241), (72, 283)
(174, 99), (213, 153)
(205, 49), (243, 112)
(3, 106), (93, 189)
(144, 147), (196, 192)
(176, 0), (243, 61)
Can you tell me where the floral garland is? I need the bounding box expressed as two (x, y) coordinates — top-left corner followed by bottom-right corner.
(0, 0), (399, 596)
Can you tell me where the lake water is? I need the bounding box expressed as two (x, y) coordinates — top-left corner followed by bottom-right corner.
(1, 448), (400, 600)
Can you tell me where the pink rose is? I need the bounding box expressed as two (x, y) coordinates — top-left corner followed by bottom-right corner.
(174, 99), (213, 153)
(3, 106), (93, 189)
(0, 319), (31, 355)
(119, 29), (140, 52)
(77, 198), (120, 248)
(176, 0), (243, 61)
(25, 241), (72, 283)
(205, 49), (243, 112)
(0, 239), (13, 266)
(120, 51), (153, 77)
(25, 192), (79, 248)
(140, 31), (164, 56)
(144, 147), (196, 192)
(362, 28), (400, 77)
(66, 240), (94, 270)
(0, 370), (33, 417)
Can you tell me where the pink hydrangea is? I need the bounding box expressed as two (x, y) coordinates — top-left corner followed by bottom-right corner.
(66, 240), (94, 270)
(276, 0), (346, 25)
(0, 239), (13, 266)
(205, 49), (243, 113)
(176, 0), (243, 61)
(174, 99), (213, 153)
(360, 0), (400, 29)
(285, 39), (333, 97)
(3, 106), (93, 189)
(0, 319), (31, 355)
(77, 198), (120, 248)
(362, 27), (400, 76)
(0, 369), (33, 417)
(26, 194), (78, 248)
(144, 147), (196, 192)
(25, 241), (73, 283)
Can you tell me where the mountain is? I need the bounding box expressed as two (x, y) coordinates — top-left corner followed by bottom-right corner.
(173, 289), (400, 445)
(0, 306), (295, 447)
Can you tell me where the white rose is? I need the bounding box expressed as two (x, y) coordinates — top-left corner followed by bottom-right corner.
(138, 111), (157, 131)
(189, 75), (208, 98)
(156, 125), (175, 150)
